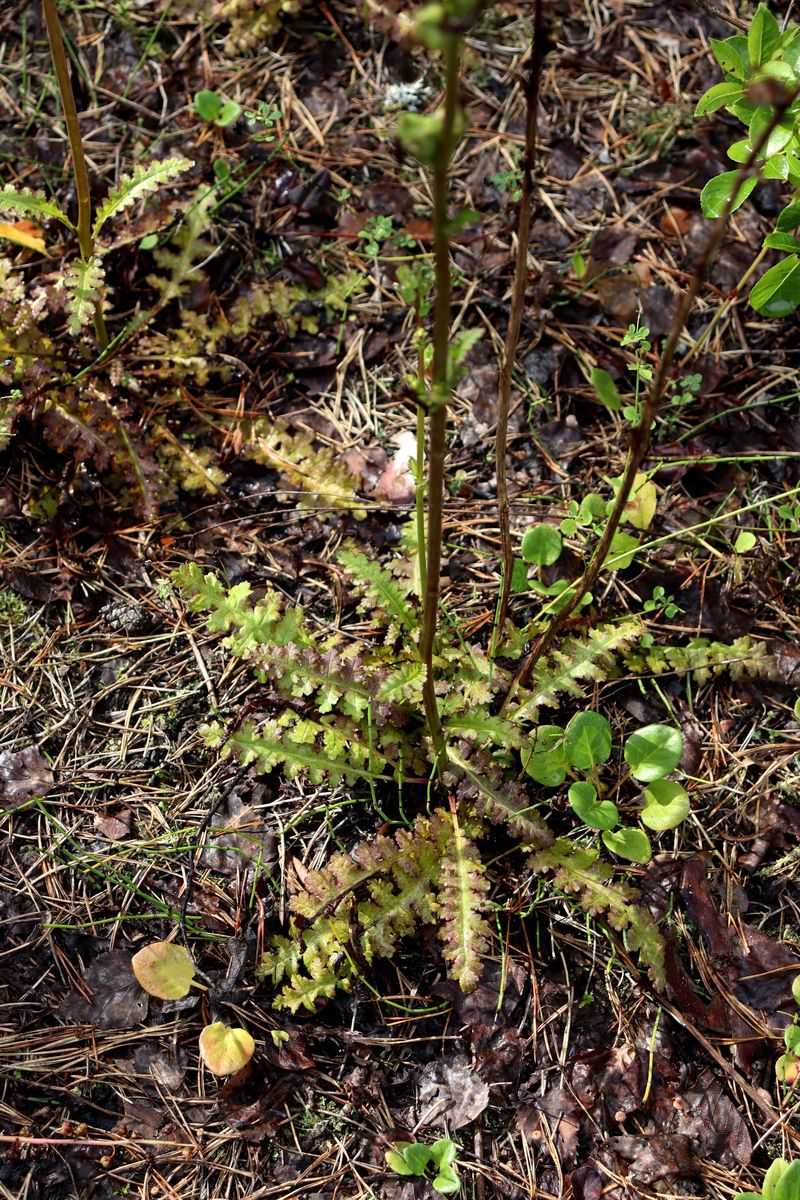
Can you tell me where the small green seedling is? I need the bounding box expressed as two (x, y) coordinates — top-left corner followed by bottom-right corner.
(734, 1156), (800, 1200)
(386, 1138), (461, 1195)
(523, 714), (685, 863)
(491, 146), (523, 201)
(643, 586), (682, 619)
(245, 100), (283, 142)
(194, 90), (242, 127)
(132, 941), (255, 1076)
(358, 214), (395, 256)
(696, 4), (800, 315)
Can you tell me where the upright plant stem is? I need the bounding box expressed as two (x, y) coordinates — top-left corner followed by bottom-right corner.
(502, 92), (799, 705)
(494, 0), (549, 643)
(419, 36), (461, 770)
(43, 0), (109, 350)
(415, 387), (428, 602)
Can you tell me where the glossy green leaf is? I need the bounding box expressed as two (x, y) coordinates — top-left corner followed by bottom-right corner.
(624, 724), (682, 782)
(564, 711), (612, 769)
(590, 367), (622, 411)
(523, 725), (568, 787)
(511, 558), (530, 593)
(695, 81), (744, 116)
(709, 36), (747, 78)
(602, 826), (652, 863)
(749, 108), (795, 159)
(216, 99), (242, 127)
(750, 255), (800, 316)
(763, 232), (800, 252)
(785, 1023), (800, 1053)
(521, 524), (563, 566)
(727, 139), (753, 163)
(764, 154), (790, 180)
(641, 780), (690, 830)
(404, 1144), (434, 1174)
(792, 974), (800, 1006)
(748, 3), (781, 66)
(568, 781), (619, 831)
(777, 202), (800, 231)
(700, 171), (759, 219)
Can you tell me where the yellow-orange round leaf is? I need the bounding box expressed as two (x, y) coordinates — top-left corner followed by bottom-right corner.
(199, 1023), (255, 1076)
(131, 942), (195, 1000)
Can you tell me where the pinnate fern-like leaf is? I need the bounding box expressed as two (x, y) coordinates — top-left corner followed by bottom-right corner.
(93, 157), (193, 237)
(511, 619), (643, 722)
(338, 548), (418, 638)
(0, 184), (74, 229)
(529, 838), (665, 988)
(435, 812), (491, 991)
(63, 256), (105, 334)
(259, 814), (443, 1011)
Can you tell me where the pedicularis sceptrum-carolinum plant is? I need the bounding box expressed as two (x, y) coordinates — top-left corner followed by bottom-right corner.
(134, 1), (797, 1021)
(696, 3), (800, 314)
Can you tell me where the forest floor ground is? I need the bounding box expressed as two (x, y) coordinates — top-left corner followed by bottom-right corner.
(0, 1), (799, 1198)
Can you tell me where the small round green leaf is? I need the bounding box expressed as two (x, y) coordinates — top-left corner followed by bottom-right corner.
(403, 1144), (433, 1175)
(564, 711), (612, 769)
(568, 781), (619, 831)
(431, 1140), (458, 1169)
(521, 524), (562, 567)
(602, 827), (653, 863)
(199, 1022), (255, 1076)
(733, 531), (757, 554)
(139, 233), (158, 250)
(776, 1051), (799, 1084)
(604, 530), (639, 571)
(641, 780), (690, 831)
(763, 1157), (790, 1200)
(785, 1023), (800, 1054)
(792, 974), (800, 1006)
(432, 1167), (461, 1196)
(624, 724), (682, 782)
(386, 1145), (415, 1176)
(524, 725), (568, 788)
(194, 89), (223, 122)
(215, 99), (242, 127)
(131, 942), (195, 1000)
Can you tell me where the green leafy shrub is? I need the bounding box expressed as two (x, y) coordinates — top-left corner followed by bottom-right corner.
(695, 3), (800, 314)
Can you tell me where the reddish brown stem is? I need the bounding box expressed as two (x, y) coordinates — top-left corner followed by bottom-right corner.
(494, 0), (551, 642)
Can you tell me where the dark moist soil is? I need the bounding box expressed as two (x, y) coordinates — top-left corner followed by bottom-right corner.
(0, 2), (799, 1198)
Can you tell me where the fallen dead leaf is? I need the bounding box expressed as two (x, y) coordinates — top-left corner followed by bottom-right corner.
(0, 746), (54, 808)
(59, 950), (148, 1030)
(416, 1056), (490, 1130)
